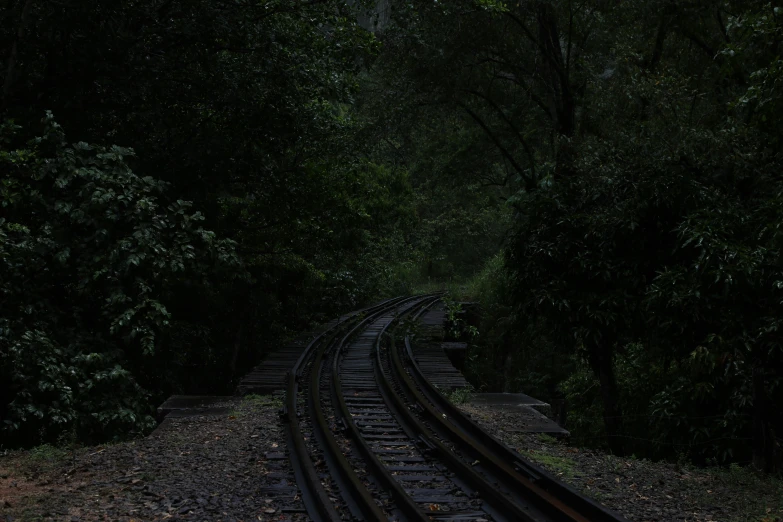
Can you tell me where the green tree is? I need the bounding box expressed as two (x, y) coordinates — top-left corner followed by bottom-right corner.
(0, 114), (241, 444)
(378, 0), (783, 468)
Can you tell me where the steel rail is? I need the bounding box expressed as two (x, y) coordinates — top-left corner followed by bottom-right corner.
(399, 300), (631, 522)
(331, 296), (434, 522)
(377, 299), (560, 521)
(308, 297), (415, 520)
(287, 294), (628, 521)
(283, 296), (407, 521)
(285, 335), (342, 521)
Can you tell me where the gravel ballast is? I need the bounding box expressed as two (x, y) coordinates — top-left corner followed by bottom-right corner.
(458, 402), (783, 522)
(0, 395), (306, 522)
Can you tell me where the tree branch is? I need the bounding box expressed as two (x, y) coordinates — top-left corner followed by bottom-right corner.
(457, 101), (535, 191)
(464, 89), (537, 180)
(647, 15), (669, 71)
(680, 27), (716, 58)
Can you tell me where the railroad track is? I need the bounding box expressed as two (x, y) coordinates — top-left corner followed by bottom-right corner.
(282, 296), (629, 521)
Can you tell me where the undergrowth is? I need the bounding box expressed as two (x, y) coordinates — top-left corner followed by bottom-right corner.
(444, 385), (475, 405)
(230, 394), (283, 417)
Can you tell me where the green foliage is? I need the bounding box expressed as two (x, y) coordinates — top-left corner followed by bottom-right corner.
(458, 254), (570, 398)
(27, 444), (68, 464)
(242, 394), (283, 410)
(444, 385), (475, 405)
(465, 254), (507, 306)
(501, 0), (783, 463)
(0, 115), (241, 445)
(0, 0), (428, 448)
(0, 0), (394, 357)
(443, 298), (478, 340)
(379, 0), (783, 468)
(559, 361), (604, 447)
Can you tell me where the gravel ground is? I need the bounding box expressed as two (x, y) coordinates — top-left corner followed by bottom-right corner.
(3, 395), (781, 522)
(0, 395), (307, 522)
(458, 403), (783, 522)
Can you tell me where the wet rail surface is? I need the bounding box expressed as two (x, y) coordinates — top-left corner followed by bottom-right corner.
(282, 296), (630, 522)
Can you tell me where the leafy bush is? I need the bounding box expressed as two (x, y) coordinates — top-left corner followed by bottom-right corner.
(0, 114), (242, 446)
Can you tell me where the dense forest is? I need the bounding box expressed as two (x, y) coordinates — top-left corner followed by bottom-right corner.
(1, 0), (781, 474)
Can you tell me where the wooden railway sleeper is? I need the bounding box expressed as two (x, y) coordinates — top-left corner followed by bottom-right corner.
(332, 298), (433, 522)
(309, 328), (387, 522)
(284, 296), (407, 522)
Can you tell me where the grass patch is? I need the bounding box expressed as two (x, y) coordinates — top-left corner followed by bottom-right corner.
(527, 450), (576, 479)
(27, 444), (70, 473)
(243, 394), (283, 408)
(537, 433), (558, 445)
(28, 444), (68, 463)
(230, 394), (284, 417)
(4, 444), (73, 476)
(694, 464), (783, 522)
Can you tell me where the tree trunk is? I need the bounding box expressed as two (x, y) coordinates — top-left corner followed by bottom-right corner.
(229, 293), (251, 380)
(587, 341), (625, 456)
(752, 364), (778, 473)
(535, 2), (576, 182)
(229, 321), (245, 379)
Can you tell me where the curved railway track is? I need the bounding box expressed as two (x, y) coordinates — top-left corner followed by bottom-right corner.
(283, 296), (630, 521)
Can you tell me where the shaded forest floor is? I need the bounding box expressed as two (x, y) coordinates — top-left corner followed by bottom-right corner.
(0, 396), (306, 522)
(459, 403), (783, 522)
